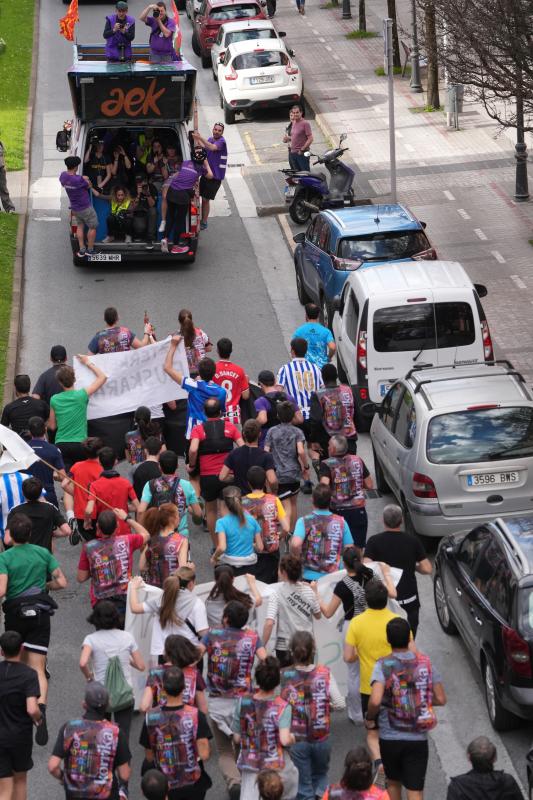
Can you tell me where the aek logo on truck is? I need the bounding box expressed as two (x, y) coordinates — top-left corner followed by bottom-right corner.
(100, 78), (165, 117)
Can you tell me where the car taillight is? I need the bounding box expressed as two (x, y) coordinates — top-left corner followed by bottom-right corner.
(481, 319), (494, 361)
(285, 62), (299, 75)
(359, 387), (368, 400)
(331, 255), (362, 271)
(412, 247), (437, 260)
(413, 472), (438, 498)
(357, 331), (367, 370)
(189, 204), (199, 234)
(502, 627), (532, 678)
(225, 65), (238, 80)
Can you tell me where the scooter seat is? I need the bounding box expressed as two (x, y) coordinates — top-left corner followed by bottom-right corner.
(293, 169), (328, 182)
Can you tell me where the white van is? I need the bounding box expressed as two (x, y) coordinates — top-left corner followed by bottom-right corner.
(331, 260), (493, 430)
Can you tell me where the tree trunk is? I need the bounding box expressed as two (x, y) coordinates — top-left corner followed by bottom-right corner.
(425, 0), (440, 107)
(387, 0), (401, 68)
(358, 0), (366, 31)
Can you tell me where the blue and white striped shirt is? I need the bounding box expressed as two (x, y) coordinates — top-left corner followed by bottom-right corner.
(277, 358), (324, 420)
(0, 472), (26, 540)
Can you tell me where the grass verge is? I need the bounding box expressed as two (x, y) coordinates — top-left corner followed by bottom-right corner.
(0, 0), (34, 170)
(0, 215), (18, 389)
(346, 30), (378, 39)
(375, 65), (407, 76)
(409, 105), (444, 113)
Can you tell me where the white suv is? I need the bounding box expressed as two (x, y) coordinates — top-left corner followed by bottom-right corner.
(370, 362), (533, 538)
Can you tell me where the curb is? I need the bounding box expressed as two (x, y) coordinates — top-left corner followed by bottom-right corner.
(2, 0), (40, 408)
(256, 203), (288, 217)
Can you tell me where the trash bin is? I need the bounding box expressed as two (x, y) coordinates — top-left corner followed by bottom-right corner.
(445, 84), (464, 113)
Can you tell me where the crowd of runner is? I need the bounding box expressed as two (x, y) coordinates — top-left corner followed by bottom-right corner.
(0, 306), (525, 800)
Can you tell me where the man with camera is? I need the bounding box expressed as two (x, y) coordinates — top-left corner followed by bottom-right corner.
(131, 173), (158, 243)
(103, 1), (136, 62)
(140, 2), (178, 63)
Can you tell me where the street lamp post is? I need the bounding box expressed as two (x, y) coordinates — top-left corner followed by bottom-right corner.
(410, 0), (422, 92)
(515, 72), (529, 201)
(342, 0), (352, 20)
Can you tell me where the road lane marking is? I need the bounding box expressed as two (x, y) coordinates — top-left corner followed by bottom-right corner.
(278, 213), (296, 254)
(347, 74), (355, 80)
(491, 250), (506, 263)
(243, 131), (262, 165)
(333, 53), (340, 60)
(319, 37), (325, 42)
(474, 228), (488, 240)
(443, 190), (455, 200)
(511, 275), (527, 289)
(313, 28), (319, 34)
(325, 45), (332, 51)
(365, 94), (373, 101)
(457, 208), (471, 219)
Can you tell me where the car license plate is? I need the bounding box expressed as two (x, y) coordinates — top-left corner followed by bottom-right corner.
(467, 471), (520, 487)
(250, 75), (274, 85)
(88, 253), (122, 262)
(285, 186), (296, 198)
(379, 381), (392, 397)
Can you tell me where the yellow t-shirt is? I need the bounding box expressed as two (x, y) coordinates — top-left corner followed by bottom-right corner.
(246, 490), (286, 520)
(345, 607), (399, 695)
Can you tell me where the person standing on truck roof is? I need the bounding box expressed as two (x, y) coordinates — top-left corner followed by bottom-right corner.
(192, 124), (228, 230)
(59, 156), (98, 259)
(103, 1), (136, 63)
(140, 2), (178, 64)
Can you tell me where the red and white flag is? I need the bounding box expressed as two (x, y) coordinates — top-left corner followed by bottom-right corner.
(170, 0), (183, 56)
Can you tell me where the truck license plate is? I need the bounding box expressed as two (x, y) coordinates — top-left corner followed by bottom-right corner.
(88, 253), (122, 262)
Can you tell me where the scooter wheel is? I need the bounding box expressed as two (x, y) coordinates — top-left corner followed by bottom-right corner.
(289, 195), (312, 225)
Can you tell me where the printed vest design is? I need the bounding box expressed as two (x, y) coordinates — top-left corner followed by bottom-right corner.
(94, 325), (132, 354)
(144, 532), (186, 588)
(86, 536), (131, 599)
(105, 14), (134, 61)
(280, 665), (330, 742)
(324, 455), (365, 509)
(206, 628), (258, 697)
(125, 430), (144, 465)
(237, 695), (287, 772)
(302, 512), (344, 574)
(381, 653), (437, 733)
(146, 705), (201, 789)
(243, 495), (280, 553)
(198, 419), (234, 456)
(147, 665), (197, 708)
(63, 718), (119, 798)
(148, 476), (187, 517)
(317, 385), (356, 438)
(185, 330), (207, 373)
(328, 785), (389, 800)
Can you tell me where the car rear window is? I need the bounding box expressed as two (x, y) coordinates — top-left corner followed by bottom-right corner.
(210, 4), (260, 19)
(233, 50), (286, 68)
(337, 229), (431, 261)
(373, 302), (475, 352)
(427, 407), (533, 464)
(227, 29), (276, 44)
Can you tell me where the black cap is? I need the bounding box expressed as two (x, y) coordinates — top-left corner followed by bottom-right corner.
(50, 345), (67, 363)
(258, 370), (275, 386)
(84, 682), (109, 710)
(64, 156), (81, 169)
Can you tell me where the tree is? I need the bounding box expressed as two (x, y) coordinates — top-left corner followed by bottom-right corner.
(387, 0), (401, 68)
(424, 0), (439, 108)
(358, 0), (366, 31)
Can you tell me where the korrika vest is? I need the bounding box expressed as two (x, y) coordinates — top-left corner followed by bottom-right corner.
(146, 705), (201, 789)
(198, 419), (234, 456)
(317, 384), (356, 438)
(302, 512), (344, 574)
(86, 536), (131, 599)
(144, 532), (186, 588)
(280, 665), (331, 742)
(63, 717), (119, 797)
(328, 785), (389, 800)
(237, 695), (287, 772)
(148, 475), (186, 517)
(147, 665), (197, 708)
(243, 494), (280, 553)
(125, 430), (144, 465)
(323, 455), (365, 509)
(94, 325), (132, 354)
(206, 628), (258, 697)
(381, 653), (437, 733)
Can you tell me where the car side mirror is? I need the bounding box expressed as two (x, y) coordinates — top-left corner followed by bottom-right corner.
(218, 51), (225, 62)
(293, 232), (305, 244)
(288, 48), (295, 57)
(420, 220), (427, 229)
(332, 295), (341, 311)
(474, 283), (488, 298)
(340, 132), (347, 143)
(360, 401), (378, 419)
(279, 30), (286, 36)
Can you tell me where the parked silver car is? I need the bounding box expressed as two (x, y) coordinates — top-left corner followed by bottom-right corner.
(370, 362), (533, 538)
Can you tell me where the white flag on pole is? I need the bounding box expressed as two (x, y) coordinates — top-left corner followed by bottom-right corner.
(0, 424), (40, 474)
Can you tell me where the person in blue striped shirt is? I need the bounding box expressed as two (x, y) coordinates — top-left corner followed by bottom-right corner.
(0, 471), (27, 541)
(277, 338), (324, 493)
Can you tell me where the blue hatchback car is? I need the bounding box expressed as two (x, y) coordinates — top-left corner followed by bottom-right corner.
(292, 204), (436, 327)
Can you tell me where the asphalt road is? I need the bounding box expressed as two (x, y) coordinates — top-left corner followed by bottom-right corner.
(16, 0), (532, 797)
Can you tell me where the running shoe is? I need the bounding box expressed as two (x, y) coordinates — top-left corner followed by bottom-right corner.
(158, 220), (166, 233)
(171, 245), (188, 254)
(125, 234), (132, 243)
(200, 221), (208, 230)
(68, 518), (81, 546)
(76, 247), (87, 257)
(160, 238), (169, 253)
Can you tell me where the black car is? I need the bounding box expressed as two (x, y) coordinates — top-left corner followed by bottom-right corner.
(434, 514), (533, 731)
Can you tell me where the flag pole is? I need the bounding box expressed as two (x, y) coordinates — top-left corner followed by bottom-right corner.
(36, 456), (118, 513)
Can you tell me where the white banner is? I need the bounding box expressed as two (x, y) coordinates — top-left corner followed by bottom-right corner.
(74, 337), (189, 420)
(125, 565), (403, 708)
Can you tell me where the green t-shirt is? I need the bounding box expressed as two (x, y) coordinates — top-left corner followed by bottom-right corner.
(0, 544), (60, 599)
(50, 388), (89, 443)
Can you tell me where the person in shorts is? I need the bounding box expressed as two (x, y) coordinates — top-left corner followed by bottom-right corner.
(193, 123), (227, 230)
(0, 631), (43, 798)
(59, 156), (98, 258)
(264, 401), (310, 533)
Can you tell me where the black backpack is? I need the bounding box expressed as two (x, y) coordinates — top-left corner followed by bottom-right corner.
(264, 391), (288, 429)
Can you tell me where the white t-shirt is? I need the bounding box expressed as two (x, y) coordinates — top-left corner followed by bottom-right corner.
(266, 581), (320, 651)
(82, 629), (138, 687)
(143, 589), (208, 656)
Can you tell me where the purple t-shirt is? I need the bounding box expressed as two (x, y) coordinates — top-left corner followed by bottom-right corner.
(59, 172), (91, 212)
(168, 160), (206, 192)
(206, 136), (228, 181)
(146, 15), (176, 54)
